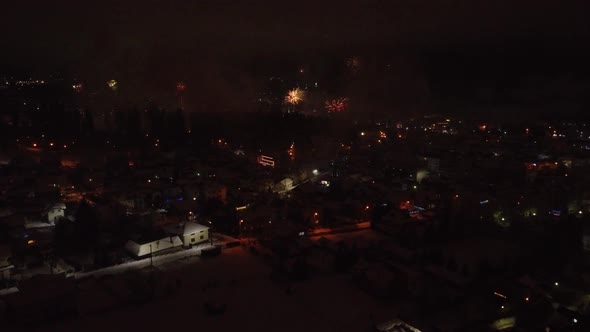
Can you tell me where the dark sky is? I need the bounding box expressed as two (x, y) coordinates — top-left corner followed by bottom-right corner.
(2, 1), (590, 113)
(3, 0), (588, 68)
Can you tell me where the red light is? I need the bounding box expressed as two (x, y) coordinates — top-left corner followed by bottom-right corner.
(455, 195), (459, 198)
(49, 142), (54, 147)
(240, 219), (244, 224)
(32, 143), (37, 147)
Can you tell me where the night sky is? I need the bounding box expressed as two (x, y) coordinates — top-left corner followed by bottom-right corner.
(2, 0), (590, 114)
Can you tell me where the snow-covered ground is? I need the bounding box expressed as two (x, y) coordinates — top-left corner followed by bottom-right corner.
(75, 242), (214, 279)
(51, 245), (397, 332)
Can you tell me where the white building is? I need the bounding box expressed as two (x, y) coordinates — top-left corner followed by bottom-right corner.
(47, 203), (66, 222)
(125, 236), (183, 257)
(180, 222), (209, 247)
(275, 178), (294, 193)
(375, 319), (422, 332)
(166, 222), (210, 247)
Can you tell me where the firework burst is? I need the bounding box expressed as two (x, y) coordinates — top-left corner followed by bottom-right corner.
(285, 88), (304, 105)
(107, 80), (118, 91)
(325, 97), (349, 113)
(176, 82), (186, 92)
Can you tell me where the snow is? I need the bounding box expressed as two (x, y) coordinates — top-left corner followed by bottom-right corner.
(55, 246), (396, 332)
(75, 242), (213, 279)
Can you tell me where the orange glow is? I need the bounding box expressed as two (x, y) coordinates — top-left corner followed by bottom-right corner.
(240, 219), (244, 224)
(27, 239), (35, 245)
(313, 212), (318, 216)
(479, 124), (487, 131)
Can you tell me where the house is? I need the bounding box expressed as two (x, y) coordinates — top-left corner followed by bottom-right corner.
(275, 178), (294, 193)
(124, 235), (183, 257)
(47, 202), (66, 222)
(166, 222), (210, 247)
(375, 319), (422, 332)
(182, 223), (209, 246)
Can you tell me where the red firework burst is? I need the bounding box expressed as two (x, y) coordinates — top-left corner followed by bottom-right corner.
(325, 98), (349, 113)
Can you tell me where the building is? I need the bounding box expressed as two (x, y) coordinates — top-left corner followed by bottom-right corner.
(426, 157), (440, 175)
(124, 236), (183, 257)
(180, 222), (209, 247)
(375, 319), (422, 332)
(165, 222), (210, 247)
(275, 178), (294, 193)
(47, 203), (66, 222)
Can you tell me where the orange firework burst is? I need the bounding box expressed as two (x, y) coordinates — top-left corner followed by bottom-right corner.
(325, 97), (349, 113)
(285, 88), (304, 105)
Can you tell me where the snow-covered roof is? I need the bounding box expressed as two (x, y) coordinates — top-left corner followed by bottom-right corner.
(375, 319), (422, 332)
(182, 222), (209, 236)
(52, 202), (66, 210)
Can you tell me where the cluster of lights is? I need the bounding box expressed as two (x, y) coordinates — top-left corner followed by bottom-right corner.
(288, 142), (295, 160)
(16, 80), (45, 86)
(107, 79), (118, 91)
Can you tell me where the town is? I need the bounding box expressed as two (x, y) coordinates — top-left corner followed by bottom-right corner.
(2, 1), (590, 330)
